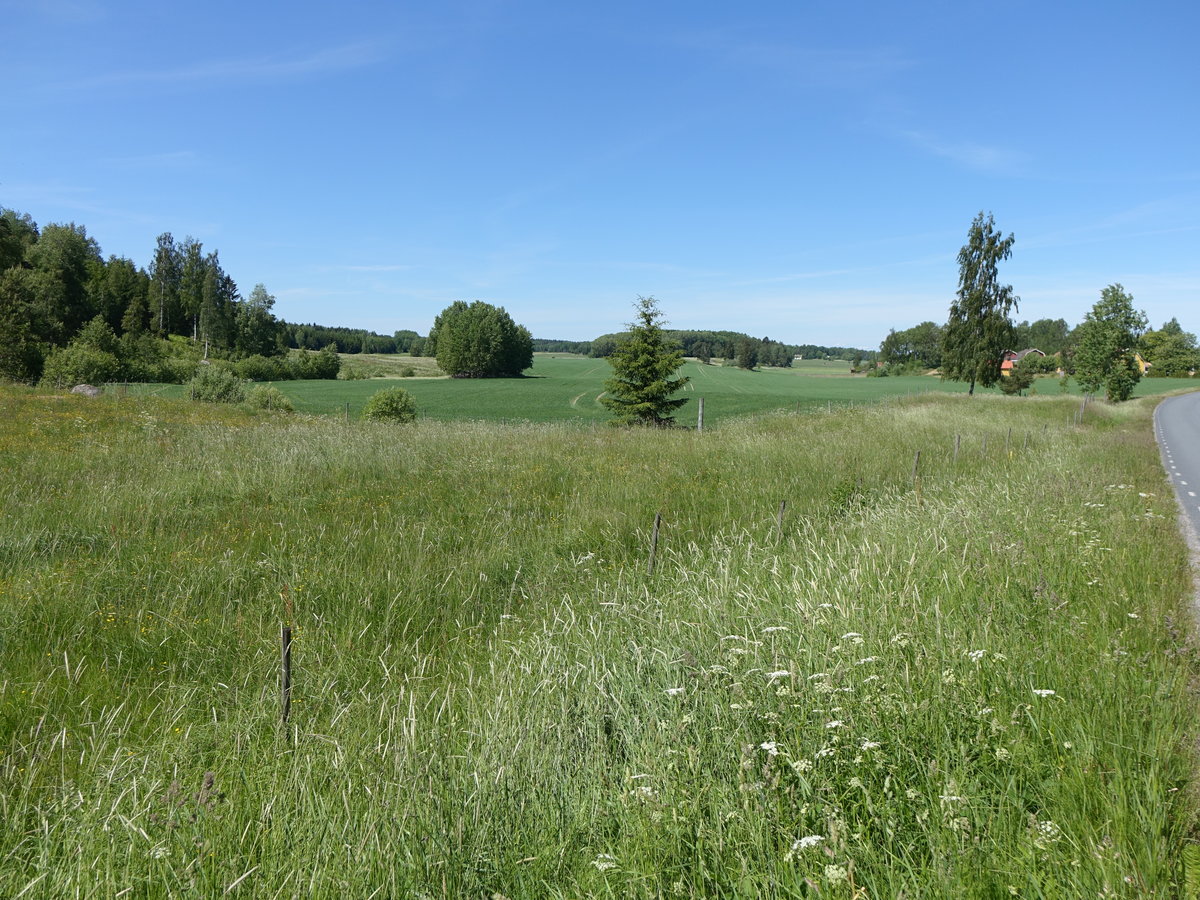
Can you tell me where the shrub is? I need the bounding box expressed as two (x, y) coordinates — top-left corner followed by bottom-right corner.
(235, 355), (289, 381)
(40, 345), (122, 388)
(400, 367), (415, 378)
(288, 347), (341, 380)
(361, 387), (417, 423)
(189, 365), (247, 403)
(244, 385), (294, 412)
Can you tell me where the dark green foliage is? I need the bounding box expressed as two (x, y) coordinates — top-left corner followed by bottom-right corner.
(362, 386), (417, 422)
(880, 321), (943, 369)
(428, 301), (533, 378)
(530, 338), (592, 354)
(188, 366), (247, 403)
(40, 345), (122, 388)
(735, 337), (759, 370)
(998, 366), (1034, 395)
(288, 346), (341, 379)
(236, 284), (281, 356)
(234, 355), (290, 381)
(1141, 318), (1199, 377)
(0, 268), (45, 382)
(288, 322), (398, 353)
(1074, 285), (1148, 402)
(39, 316), (122, 387)
(601, 297), (689, 427)
(1012, 318), (1072, 356)
(941, 212), (1018, 395)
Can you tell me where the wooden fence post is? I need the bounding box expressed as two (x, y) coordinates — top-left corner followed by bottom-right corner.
(954, 434), (960, 464)
(776, 501), (786, 539)
(697, 397), (704, 433)
(911, 450), (921, 481)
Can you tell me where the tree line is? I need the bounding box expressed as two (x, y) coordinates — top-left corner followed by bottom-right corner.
(886, 211), (1198, 401)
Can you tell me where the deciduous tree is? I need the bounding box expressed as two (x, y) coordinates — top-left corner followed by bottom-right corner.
(1074, 284), (1148, 401)
(427, 301), (533, 377)
(941, 212), (1018, 395)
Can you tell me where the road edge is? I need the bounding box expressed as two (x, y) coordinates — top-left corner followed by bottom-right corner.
(1153, 393), (1200, 621)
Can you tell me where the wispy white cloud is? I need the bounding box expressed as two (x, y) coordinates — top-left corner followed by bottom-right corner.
(901, 130), (1030, 176)
(53, 41), (387, 92)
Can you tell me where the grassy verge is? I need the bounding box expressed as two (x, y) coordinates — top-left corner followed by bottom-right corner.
(0, 386), (1196, 897)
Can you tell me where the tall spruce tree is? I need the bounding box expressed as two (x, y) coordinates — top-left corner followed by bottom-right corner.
(601, 296), (689, 426)
(941, 212), (1018, 395)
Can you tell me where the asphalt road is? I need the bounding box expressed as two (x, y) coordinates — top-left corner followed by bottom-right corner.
(1155, 391), (1200, 539)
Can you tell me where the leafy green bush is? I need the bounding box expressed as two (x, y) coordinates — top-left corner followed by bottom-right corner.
(361, 387), (417, 422)
(244, 385), (293, 412)
(40, 345), (122, 388)
(400, 367), (415, 378)
(235, 355), (289, 381)
(288, 347), (341, 380)
(188, 365), (247, 403)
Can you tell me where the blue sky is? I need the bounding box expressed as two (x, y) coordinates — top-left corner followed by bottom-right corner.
(4, 0), (1197, 349)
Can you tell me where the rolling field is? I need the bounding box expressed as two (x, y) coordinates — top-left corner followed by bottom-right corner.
(116, 355), (1194, 424)
(1, 385), (1198, 897)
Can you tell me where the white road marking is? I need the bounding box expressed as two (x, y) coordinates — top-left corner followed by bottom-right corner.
(1190, 492), (1197, 497)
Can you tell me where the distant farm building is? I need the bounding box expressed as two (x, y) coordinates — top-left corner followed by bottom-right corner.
(999, 348), (1045, 376)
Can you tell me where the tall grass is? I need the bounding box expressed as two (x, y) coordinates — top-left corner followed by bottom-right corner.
(0, 386), (1196, 897)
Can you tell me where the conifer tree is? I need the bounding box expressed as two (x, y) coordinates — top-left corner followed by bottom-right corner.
(601, 296), (689, 426)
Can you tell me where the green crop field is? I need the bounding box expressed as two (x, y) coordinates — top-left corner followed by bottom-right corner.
(114, 355), (1195, 425)
(2, 384), (1198, 897)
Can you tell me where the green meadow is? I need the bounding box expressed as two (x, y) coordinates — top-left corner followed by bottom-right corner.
(119, 355), (1190, 424)
(1, 384), (1198, 897)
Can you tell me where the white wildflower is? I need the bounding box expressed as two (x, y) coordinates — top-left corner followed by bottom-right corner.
(592, 853), (617, 872)
(841, 632), (864, 644)
(790, 758), (813, 772)
(860, 740), (881, 751)
(855, 656), (878, 665)
(994, 747), (1011, 761)
(759, 741), (779, 756)
(825, 720), (844, 729)
(721, 635), (746, 642)
(794, 834), (822, 850)
(818, 602), (834, 609)
(824, 864), (848, 883)
(762, 625), (789, 634)
(1033, 689), (1057, 697)
(1034, 820), (1062, 849)
(966, 649), (986, 662)
(664, 687), (685, 697)
(808, 673), (829, 680)
(1127, 612), (1139, 619)
(766, 670), (790, 680)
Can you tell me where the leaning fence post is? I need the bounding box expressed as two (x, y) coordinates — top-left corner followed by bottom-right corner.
(911, 450), (921, 482)
(647, 513), (662, 576)
(776, 501), (786, 539)
(281, 625), (292, 734)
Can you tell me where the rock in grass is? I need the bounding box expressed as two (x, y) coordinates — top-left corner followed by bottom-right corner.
(71, 384), (103, 397)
